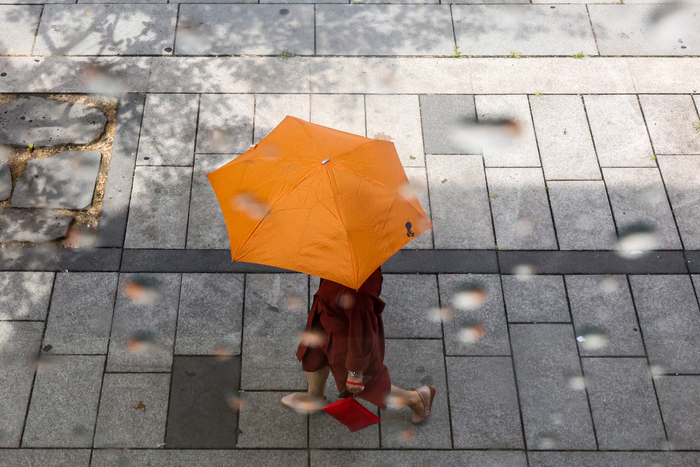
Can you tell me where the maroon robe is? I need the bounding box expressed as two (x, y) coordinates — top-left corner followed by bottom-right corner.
(296, 268), (391, 409)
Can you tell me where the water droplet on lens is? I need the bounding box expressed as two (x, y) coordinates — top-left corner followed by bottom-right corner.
(568, 375), (586, 391)
(427, 307), (452, 323)
(615, 222), (658, 259)
(458, 319), (487, 344)
(452, 282), (487, 310)
(512, 264), (536, 281)
(599, 276), (620, 294)
(537, 432), (559, 449)
(576, 325), (610, 350)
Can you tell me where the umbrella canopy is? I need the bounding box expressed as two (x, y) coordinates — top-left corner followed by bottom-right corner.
(207, 116), (432, 289)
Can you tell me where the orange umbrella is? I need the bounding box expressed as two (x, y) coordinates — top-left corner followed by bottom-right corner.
(207, 116), (432, 289)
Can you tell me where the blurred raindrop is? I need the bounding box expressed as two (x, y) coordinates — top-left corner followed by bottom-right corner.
(385, 393), (409, 410)
(450, 118), (522, 154)
(337, 292), (356, 310)
(615, 222), (658, 259)
(125, 330), (158, 354)
(285, 295), (304, 311)
(64, 225), (100, 249)
(550, 412), (564, 425)
(648, 2), (696, 42)
(30, 352), (64, 373)
(122, 275), (162, 304)
(225, 390), (247, 412)
(399, 429), (417, 441)
(599, 276), (620, 294)
(255, 142), (282, 162)
(232, 193), (270, 221)
(80, 63), (128, 95)
(72, 424), (91, 438)
(568, 375), (586, 391)
(298, 329), (326, 348)
(458, 319), (487, 344)
(649, 364), (665, 379)
(512, 264), (536, 281)
(537, 433), (559, 449)
(175, 21), (206, 54)
(452, 282), (487, 311)
(427, 307), (453, 323)
(514, 217), (537, 237)
(398, 183), (418, 202)
(576, 325), (610, 350)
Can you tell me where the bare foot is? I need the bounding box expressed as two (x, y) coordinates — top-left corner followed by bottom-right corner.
(281, 392), (328, 413)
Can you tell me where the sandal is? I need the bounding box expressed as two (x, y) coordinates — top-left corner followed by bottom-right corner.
(411, 386), (436, 425)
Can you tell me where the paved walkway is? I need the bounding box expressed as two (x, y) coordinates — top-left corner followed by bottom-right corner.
(1, 2), (700, 466)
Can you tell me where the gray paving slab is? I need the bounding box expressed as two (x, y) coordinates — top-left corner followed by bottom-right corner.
(582, 357), (666, 450)
(630, 275), (700, 374)
(528, 451), (700, 467)
(91, 450), (308, 467)
(584, 95), (656, 168)
(0, 450), (90, 467)
(186, 153), (232, 250)
(123, 166), (192, 249)
(165, 356), (240, 448)
(426, 155), (494, 249)
(510, 323), (596, 450)
(0, 163), (9, 201)
(310, 94), (365, 136)
(656, 376), (700, 450)
(419, 94), (477, 156)
(309, 397), (379, 449)
(0, 272), (53, 320)
(640, 94), (700, 155)
(316, 5), (454, 56)
(657, 156), (700, 249)
(253, 94), (310, 143)
(447, 356), (523, 449)
(311, 450), (528, 467)
(589, 5), (700, 56)
(547, 180), (616, 250)
(628, 57), (700, 94)
(93, 373), (170, 448)
(603, 167), (682, 249)
(474, 94), (540, 168)
(107, 273), (180, 372)
(0, 321), (43, 447)
(240, 274), (308, 390)
(43, 272), (118, 354)
(380, 274), (441, 338)
(565, 275), (645, 357)
(34, 5), (177, 56)
(529, 95), (601, 180)
(381, 339), (450, 449)
(175, 273), (243, 355)
(438, 274), (510, 356)
(502, 275), (569, 323)
(22, 355), (104, 447)
(453, 5), (597, 56)
(137, 94), (198, 166)
(486, 168), (557, 250)
(235, 391), (307, 448)
(196, 94), (254, 154)
(0, 208), (73, 243)
(176, 5), (313, 56)
(0, 6), (41, 55)
(366, 94), (424, 168)
(402, 167), (433, 250)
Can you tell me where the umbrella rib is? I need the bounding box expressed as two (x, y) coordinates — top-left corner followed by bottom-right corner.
(324, 166), (358, 288)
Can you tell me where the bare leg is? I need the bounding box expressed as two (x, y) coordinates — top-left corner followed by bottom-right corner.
(306, 365), (330, 399)
(389, 385), (423, 415)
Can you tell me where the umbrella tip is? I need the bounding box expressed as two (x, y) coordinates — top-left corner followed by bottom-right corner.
(322, 158), (330, 165)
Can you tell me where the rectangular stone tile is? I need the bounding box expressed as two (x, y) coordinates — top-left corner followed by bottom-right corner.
(510, 323), (596, 450)
(0, 321), (43, 447)
(583, 357), (665, 450)
(235, 391), (306, 447)
(640, 95), (700, 154)
(381, 274), (441, 338)
(438, 274), (510, 356)
(309, 397), (379, 449)
(310, 94), (365, 136)
(94, 373), (170, 448)
(447, 356), (523, 449)
(530, 95), (601, 180)
(107, 273), (180, 372)
(657, 156), (700, 249)
(589, 5), (700, 56)
(123, 166), (192, 249)
(316, 5), (454, 56)
(381, 339), (450, 448)
(91, 450), (308, 467)
(240, 274), (308, 390)
(529, 452), (700, 467)
(0, 6), (42, 55)
(656, 376), (700, 450)
(603, 167), (682, 249)
(565, 275), (645, 357)
(22, 355), (104, 447)
(175, 273), (243, 355)
(165, 356), (240, 448)
(43, 273), (117, 354)
(547, 181), (616, 250)
(486, 168), (557, 250)
(253, 94), (310, 143)
(185, 153), (232, 250)
(584, 94), (656, 167)
(0, 450), (90, 467)
(475, 95), (540, 168)
(137, 94), (198, 166)
(628, 57), (700, 94)
(629, 275), (700, 374)
(426, 155), (494, 249)
(176, 5), (313, 55)
(366, 95), (424, 167)
(502, 275), (569, 323)
(311, 450), (528, 467)
(402, 167), (433, 249)
(419, 94), (477, 155)
(196, 94), (254, 153)
(0, 272), (53, 320)
(34, 5), (177, 55)
(453, 6), (597, 56)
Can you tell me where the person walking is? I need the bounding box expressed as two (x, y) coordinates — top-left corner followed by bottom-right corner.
(282, 267), (436, 424)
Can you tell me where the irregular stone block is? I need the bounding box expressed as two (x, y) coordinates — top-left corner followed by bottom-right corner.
(0, 163), (11, 201)
(11, 150), (101, 209)
(0, 208), (72, 243)
(0, 97), (106, 147)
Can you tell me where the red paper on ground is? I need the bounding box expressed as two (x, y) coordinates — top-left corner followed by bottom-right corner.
(323, 397), (381, 432)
